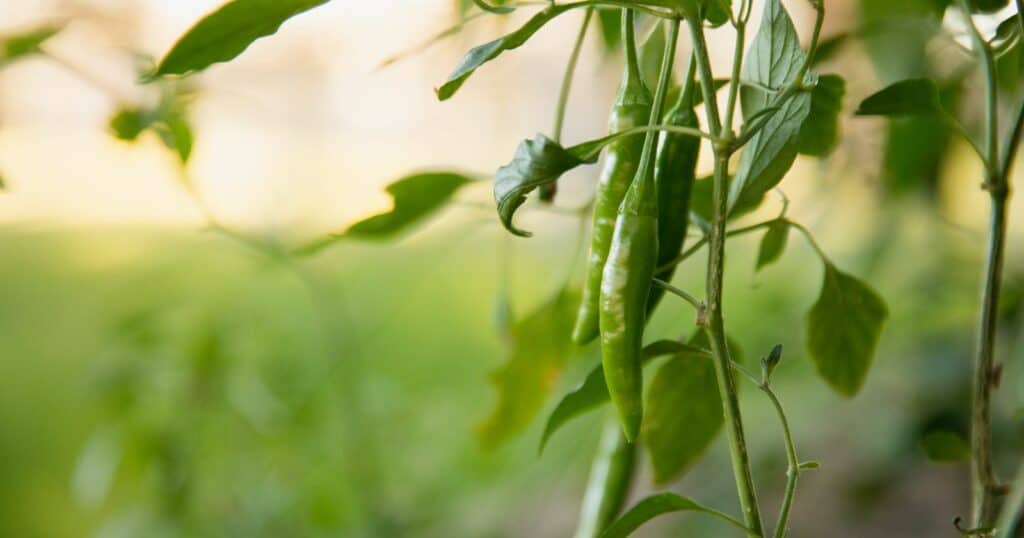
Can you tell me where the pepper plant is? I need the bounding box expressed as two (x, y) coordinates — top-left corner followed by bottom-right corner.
(855, 1), (1023, 534)
(110, 0), (1024, 535)
(139, 0), (892, 536)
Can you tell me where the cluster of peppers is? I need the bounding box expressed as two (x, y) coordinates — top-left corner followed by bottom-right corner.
(572, 11), (700, 442)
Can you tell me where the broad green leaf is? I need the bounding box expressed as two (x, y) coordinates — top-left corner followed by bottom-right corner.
(643, 353), (723, 484)
(730, 0), (812, 211)
(153, 0), (330, 77)
(855, 78), (943, 117)
(807, 263), (888, 397)
(538, 340), (707, 453)
(601, 493), (750, 538)
(478, 290), (578, 449)
(919, 430), (970, 462)
(345, 172), (476, 240)
(495, 134), (596, 237)
(756, 220), (789, 271)
(437, 4), (576, 100)
(798, 74), (846, 157)
(0, 25), (63, 63)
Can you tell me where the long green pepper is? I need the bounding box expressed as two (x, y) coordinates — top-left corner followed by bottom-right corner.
(571, 9), (652, 346)
(599, 17), (680, 442)
(646, 58), (701, 314)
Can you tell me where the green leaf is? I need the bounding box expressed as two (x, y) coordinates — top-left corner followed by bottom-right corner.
(437, 4), (576, 100)
(969, 0), (1010, 12)
(596, 9), (622, 52)
(643, 352), (723, 484)
(153, 0), (331, 77)
(991, 16), (1022, 54)
(494, 134), (595, 237)
(600, 493), (750, 538)
(798, 74), (846, 157)
(154, 111), (195, 164)
(477, 290), (578, 449)
(730, 0), (812, 211)
(345, 172), (476, 240)
(756, 220), (789, 271)
(807, 263), (888, 397)
(0, 25), (63, 63)
(798, 460), (821, 470)
(855, 78), (943, 117)
(919, 430), (970, 462)
(109, 109), (154, 142)
(538, 340), (707, 454)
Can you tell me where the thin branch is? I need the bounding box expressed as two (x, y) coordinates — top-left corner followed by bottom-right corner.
(652, 278), (703, 312)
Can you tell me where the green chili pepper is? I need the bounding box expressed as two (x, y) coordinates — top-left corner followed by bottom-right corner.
(646, 59), (700, 314)
(572, 9), (652, 346)
(600, 18), (680, 442)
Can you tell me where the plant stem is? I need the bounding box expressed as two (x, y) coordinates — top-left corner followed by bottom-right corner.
(996, 461), (1024, 537)
(958, 0), (1009, 527)
(763, 385), (799, 538)
(688, 15), (764, 535)
(574, 414), (637, 538)
(553, 7), (594, 143)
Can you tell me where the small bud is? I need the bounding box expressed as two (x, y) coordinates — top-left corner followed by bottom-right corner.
(761, 344), (784, 381)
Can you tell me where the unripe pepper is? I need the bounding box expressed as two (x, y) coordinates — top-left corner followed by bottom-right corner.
(600, 18), (680, 442)
(646, 61), (700, 314)
(571, 9), (652, 345)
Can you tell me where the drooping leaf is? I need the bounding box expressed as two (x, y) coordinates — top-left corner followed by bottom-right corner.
(154, 111), (195, 164)
(807, 263), (888, 397)
(855, 78), (944, 117)
(153, 0), (331, 77)
(538, 340), (708, 453)
(919, 430), (970, 462)
(756, 220), (790, 271)
(437, 4), (576, 100)
(730, 0), (812, 211)
(494, 134), (596, 237)
(477, 290), (578, 449)
(798, 74), (846, 157)
(643, 352), (723, 484)
(107, 84), (196, 164)
(0, 25), (63, 63)
(600, 493), (750, 538)
(344, 172), (476, 240)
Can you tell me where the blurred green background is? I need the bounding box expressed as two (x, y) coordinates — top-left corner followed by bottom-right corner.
(0, 0), (1023, 537)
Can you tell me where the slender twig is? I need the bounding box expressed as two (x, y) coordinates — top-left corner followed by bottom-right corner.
(995, 461), (1024, 537)
(786, 220), (829, 261)
(958, 0), (1009, 527)
(652, 278), (703, 312)
(553, 8), (594, 143)
(655, 219), (778, 274)
(688, 13), (764, 537)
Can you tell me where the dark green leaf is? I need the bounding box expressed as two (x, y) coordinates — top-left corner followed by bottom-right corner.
(1, 25), (63, 63)
(730, 0), (811, 211)
(919, 430), (970, 462)
(969, 0), (1010, 13)
(643, 353), (723, 484)
(495, 134), (595, 237)
(153, 0), (331, 77)
(437, 4), (575, 100)
(798, 74), (846, 157)
(345, 172), (476, 240)
(798, 460), (820, 470)
(756, 220), (789, 271)
(992, 16), (1022, 54)
(601, 493), (750, 538)
(478, 290), (578, 449)
(807, 263), (888, 397)
(855, 78), (943, 117)
(538, 340), (707, 453)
